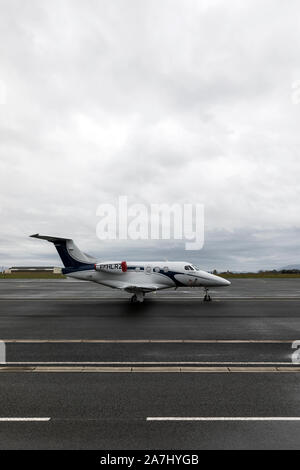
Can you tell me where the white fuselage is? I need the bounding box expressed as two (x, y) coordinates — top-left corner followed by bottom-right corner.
(67, 261), (230, 290)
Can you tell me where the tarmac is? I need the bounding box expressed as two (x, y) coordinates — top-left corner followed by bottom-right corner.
(0, 278), (300, 449)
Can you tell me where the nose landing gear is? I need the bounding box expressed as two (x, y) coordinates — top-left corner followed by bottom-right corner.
(203, 288), (212, 302)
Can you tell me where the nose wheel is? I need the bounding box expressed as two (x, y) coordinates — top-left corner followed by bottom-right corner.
(203, 288), (212, 302)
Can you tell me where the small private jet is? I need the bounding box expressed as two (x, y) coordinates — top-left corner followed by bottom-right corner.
(31, 234), (230, 303)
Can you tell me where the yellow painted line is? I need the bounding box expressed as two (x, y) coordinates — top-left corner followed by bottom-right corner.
(228, 367), (278, 372)
(131, 367), (182, 373)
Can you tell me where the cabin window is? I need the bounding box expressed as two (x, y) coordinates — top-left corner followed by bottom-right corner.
(163, 266), (169, 273)
(146, 266), (151, 274)
(135, 266), (140, 272)
(154, 267), (160, 273)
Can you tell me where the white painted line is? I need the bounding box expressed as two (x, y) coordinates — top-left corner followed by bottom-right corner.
(0, 339), (296, 343)
(0, 418), (50, 422)
(147, 417), (300, 422)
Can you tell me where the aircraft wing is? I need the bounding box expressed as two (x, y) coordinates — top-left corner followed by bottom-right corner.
(99, 279), (167, 293)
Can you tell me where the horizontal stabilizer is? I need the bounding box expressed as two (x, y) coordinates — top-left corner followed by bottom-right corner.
(30, 234), (71, 243)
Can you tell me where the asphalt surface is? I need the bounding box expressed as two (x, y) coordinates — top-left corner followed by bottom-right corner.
(1, 279), (300, 449)
(2, 341), (296, 364)
(1, 277), (300, 298)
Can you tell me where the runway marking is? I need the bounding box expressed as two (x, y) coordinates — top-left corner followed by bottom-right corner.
(0, 366), (299, 372)
(1, 361), (297, 365)
(0, 417), (50, 422)
(146, 417), (300, 422)
(0, 339), (297, 343)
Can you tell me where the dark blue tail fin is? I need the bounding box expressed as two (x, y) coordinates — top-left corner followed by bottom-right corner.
(30, 234), (96, 269)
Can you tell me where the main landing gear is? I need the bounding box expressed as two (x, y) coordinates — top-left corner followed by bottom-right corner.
(130, 292), (145, 303)
(203, 288), (212, 302)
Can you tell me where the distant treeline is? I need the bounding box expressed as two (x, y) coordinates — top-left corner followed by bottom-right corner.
(277, 269), (300, 274)
(216, 269), (300, 278)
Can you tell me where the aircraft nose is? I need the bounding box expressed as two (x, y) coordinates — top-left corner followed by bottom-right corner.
(221, 278), (231, 286)
(207, 273), (231, 286)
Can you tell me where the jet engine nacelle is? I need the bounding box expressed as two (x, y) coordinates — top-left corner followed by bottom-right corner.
(94, 261), (127, 273)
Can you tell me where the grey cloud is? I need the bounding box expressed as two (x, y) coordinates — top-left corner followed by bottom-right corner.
(1, 0), (300, 269)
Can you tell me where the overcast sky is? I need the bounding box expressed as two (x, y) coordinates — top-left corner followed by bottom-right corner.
(1, 0), (300, 271)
